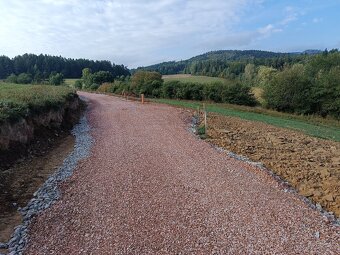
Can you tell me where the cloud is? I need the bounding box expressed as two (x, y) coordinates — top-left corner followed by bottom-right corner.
(0, 0), (283, 67)
(313, 18), (323, 23)
(258, 24), (282, 37)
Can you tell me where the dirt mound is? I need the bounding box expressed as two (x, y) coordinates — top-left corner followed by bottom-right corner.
(205, 113), (340, 217)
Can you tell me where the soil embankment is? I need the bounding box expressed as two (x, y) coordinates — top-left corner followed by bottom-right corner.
(205, 113), (340, 217)
(0, 94), (81, 167)
(0, 94), (83, 253)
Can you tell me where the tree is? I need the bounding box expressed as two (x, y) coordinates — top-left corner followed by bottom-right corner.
(222, 83), (257, 106)
(243, 63), (257, 86)
(92, 71), (114, 84)
(49, 72), (64, 85)
(81, 68), (93, 89)
(16, 73), (32, 84)
(131, 71), (163, 96)
(256, 66), (277, 87)
(5, 73), (18, 83)
(263, 64), (311, 113)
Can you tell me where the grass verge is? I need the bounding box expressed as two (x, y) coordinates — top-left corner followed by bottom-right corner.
(0, 83), (76, 123)
(152, 98), (340, 142)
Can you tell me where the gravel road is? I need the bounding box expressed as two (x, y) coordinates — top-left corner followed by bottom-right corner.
(25, 92), (339, 254)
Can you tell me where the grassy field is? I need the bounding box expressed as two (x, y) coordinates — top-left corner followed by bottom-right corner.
(162, 74), (227, 84)
(152, 98), (340, 142)
(64, 78), (79, 87)
(0, 83), (76, 123)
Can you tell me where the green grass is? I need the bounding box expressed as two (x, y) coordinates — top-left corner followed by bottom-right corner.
(162, 74), (227, 84)
(152, 98), (340, 142)
(0, 82), (76, 123)
(64, 78), (79, 87)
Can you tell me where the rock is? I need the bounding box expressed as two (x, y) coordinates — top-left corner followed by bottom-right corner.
(324, 194), (334, 202)
(320, 169), (330, 178)
(315, 231), (320, 239)
(316, 203), (323, 211)
(0, 242), (8, 249)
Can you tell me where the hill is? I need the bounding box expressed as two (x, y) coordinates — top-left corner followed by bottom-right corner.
(133, 49), (306, 75)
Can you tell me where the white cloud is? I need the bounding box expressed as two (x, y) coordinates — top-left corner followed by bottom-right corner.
(313, 18), (323, 23)
(258, 24), (282, 37)
(0, 0), (274, 67)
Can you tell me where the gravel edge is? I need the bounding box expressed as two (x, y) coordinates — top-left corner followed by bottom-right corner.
(2, 114), (93, 255)
(190, 116), (340, 227)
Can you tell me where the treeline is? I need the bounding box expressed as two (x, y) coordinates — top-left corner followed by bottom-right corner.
(134, 50), (308, 76)
(0, 53), (130, 80)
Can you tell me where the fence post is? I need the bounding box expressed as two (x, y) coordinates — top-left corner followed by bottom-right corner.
(141, 94), (144, 104)
(203, 103), (207, 134)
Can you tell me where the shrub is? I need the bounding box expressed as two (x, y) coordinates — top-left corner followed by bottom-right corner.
(6, 74), (18, 83)
(74, 80), (83, 89)
(131, 71), (163, 95)
(16, 73), (32, 84)
(97, 82), (113, 93)
(222, 83), (257, 106)
(48, 72), (64, 85)
(92, 71), (114, 84)
(90, 83), (100, 90)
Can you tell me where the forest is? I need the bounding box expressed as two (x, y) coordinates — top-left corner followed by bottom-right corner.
(0, 53), (130, 80)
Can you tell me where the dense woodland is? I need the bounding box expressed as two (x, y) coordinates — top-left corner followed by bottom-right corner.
(134, 50), (311, 76)
(0, 53), (130, 80)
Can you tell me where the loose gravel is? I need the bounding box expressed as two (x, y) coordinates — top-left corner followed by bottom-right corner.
(25, 92), (339, 254)
(3, 113), (93, 255)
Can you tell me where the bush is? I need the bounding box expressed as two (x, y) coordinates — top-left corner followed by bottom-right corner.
(90, 83), (100, 90)
(97, 82), (113, 93)
(203, 82), (224, 102)
(16, 73), (32, 84)
(74, 80), (83, 89)
(222, 83), (257, 106)
(92, 71), (114, 84)
(49, 72), (64, 85)
(131, 71), (163, 96)
(6, 74), (18, 83)
(162, 80), (181, 98)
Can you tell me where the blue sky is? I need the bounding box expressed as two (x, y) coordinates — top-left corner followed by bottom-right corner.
(0, 0), (339, 68)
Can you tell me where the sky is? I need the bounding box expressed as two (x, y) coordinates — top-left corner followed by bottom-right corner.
(0, 0), (339, 68)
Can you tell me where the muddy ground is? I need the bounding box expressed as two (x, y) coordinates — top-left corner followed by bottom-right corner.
(204, 113), (340, 218)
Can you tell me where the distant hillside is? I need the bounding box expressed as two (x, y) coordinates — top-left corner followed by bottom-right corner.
(187, 50), (289, 62)
(133, 49), (320, 76)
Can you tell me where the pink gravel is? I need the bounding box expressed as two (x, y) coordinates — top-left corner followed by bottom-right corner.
(25, 92), (340, 254)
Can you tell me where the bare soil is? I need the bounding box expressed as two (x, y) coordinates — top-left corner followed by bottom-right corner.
(205, 113), (340, 217)
(0, 133), (75, 248)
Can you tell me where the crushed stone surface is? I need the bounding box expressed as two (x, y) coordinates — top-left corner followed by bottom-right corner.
(25, 92), (340, 254)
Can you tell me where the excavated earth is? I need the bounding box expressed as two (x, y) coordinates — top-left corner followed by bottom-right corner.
(24, 92), (339, 254)
(206, 113), (340, 218)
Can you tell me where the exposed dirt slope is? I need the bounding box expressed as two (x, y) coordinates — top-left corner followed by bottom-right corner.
(26, 93), (339, 254)
(206, 113), (340, 217)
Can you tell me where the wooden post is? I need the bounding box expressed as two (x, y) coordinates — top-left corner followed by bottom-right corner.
(141, 94), (144, 104)
(203, 103), (207, 134)
(204, 110), (207, 133)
